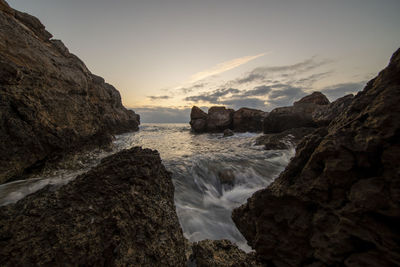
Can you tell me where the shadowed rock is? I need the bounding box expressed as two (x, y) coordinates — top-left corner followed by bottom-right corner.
(233, 49), (400, 266)
(207, 107), (235, 132)
(0, 147), (186, 266)
(293, 91), (330, 106)
(0, 1), (140, 184)
(189, 240), (265, 267)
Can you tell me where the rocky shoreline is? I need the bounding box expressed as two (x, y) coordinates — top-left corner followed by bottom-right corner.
(1, 0), (399, 266)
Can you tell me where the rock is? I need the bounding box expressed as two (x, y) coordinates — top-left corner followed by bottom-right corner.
(255, 127), (316, 150)
(207, 106), (234, 132)
(223, 129), (234, 137)
(190, 106), (208, 133)
(0, 2), (140, 184)
(233, 108), (267, 132)
(0, 147), (186, 266)
(189, 240), (265, 267)
(312, 94), (354, 126)
(191, 106), (208, 120)
(233, 48), (400, 266)
(293, 91), (330, 106)
(218, 169), (235, 185)
(263, 91), (347, 134)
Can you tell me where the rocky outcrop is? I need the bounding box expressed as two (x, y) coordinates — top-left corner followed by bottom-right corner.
(233, 49), (400, 266)
(263, 91), (330, 134)
(312, 94), (354, 126)
(0, 147), (186, 266)
(233, 108), (268, 132)
(189, 240), (265, 267)
(0, 0), (139, 184)
(190, 106), (266, 133)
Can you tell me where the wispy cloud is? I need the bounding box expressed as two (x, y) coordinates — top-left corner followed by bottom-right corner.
(188, 53), (267, 84)
(147, 95), (171, 100)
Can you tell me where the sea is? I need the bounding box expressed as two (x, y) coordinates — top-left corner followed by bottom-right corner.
(0, 123), (294, 251)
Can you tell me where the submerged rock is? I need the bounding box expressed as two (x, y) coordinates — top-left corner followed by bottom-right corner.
(218, 169), (235, 185)
(189, 240), (265, 267)
(0, 1), (140, 184)
(223, 129), (234, 137)
(233, 49), (400, 266)
(255, 127), (316, 150)
(0, 147), (186, 266)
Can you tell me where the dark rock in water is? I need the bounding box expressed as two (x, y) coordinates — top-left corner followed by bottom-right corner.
(233, 49), (400, 266)
(190, 106), (266, 133)
(233, 107), (267, 132)
(0, 1), (140, 184)
(312, 94), (354, 126)
(293, 91), (330, 106)
(189, 240), (265, 267)
(256, 127), (316, 150)
(207, 107), (234, 132)
(223, 129), (234, 137)
(0, 147), (186, 266)
(218, 169), (235, 185)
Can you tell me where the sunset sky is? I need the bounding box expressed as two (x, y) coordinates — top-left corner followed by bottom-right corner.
(8, 0), (400, 122)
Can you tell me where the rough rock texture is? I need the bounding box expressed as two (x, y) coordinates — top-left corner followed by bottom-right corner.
(233, 49), (400, 266)
(223, 128), (234, 137)
(293, 91), (330, 106)
(207, 107), (235, 132)
(190, 106), (266, 133)
(189, 240), (265, 267)
(0, 0), (140, 184)
(255, 127), (316, 150)
(233, 108), (267, 132)
(312, 94), (354, 126)
(263, 92), (331, 134)
(0, 147), (186, 266)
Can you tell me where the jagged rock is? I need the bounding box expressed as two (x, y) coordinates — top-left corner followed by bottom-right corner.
(233, 49), (400, 266)
(223, 129), (234, 137)
(0, 1), (140, 184)
(255, 127), (316, 150)
(189, 240), (265, 267)
(233, 108), (267, 132)
(263, 91), (343, 134)
(0, 147), (186, 266)
(207, 107), (234, 132)
(312, 94), (354, 126)
(294, 91), (330, 106)
(218, 169), (235, 185)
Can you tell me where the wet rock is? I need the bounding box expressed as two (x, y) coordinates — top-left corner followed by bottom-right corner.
(233, 108), (268, 132)
(233, 49), (400, 266)
(218, 169), (235, 185)
(223, 129), (234, 137)
(0, 147), (186, 266)
(189, 240), (265, 267)
(207, 107), (235, 132)
(256, 127), (316, 150)
(0, 1), (140, 184)
(190, 106), (208, 133)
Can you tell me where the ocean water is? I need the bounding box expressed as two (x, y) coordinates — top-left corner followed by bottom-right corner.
(0, 123), (294, 251)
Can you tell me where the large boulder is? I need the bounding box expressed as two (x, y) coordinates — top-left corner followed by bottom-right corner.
(293, 91), (330, 106)
(189, 240), (265, 267)
(207, 106), (234, 132)
(190, 106), (208, 132)
(0, 147), (186, 266)
(233, 49), (400, 266)
(233, 108), (267, 132)
(0, 1), (139, 183)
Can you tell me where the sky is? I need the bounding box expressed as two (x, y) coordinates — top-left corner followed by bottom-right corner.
(8, 0), (400, 122)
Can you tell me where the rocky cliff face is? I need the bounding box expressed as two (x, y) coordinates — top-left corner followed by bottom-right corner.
(0, 0), (139, 184)
(232, 49), (400, 266)
(190, 106), (267, 133)
(0, 147), (186, 266)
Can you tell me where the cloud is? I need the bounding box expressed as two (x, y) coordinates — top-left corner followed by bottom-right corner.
(179, 83), (206, 94)
(242, 85), (272, 97)
(132, 107), (191, 123)
(185, 88), (240, 102)
(267, 86), (307, 107)
(188, 53), (266, 84)
(233, 57), (331, 85)
(320, 81), (366, 100)
(148, 95), (171, 100)
(220, 98), (266, 110)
